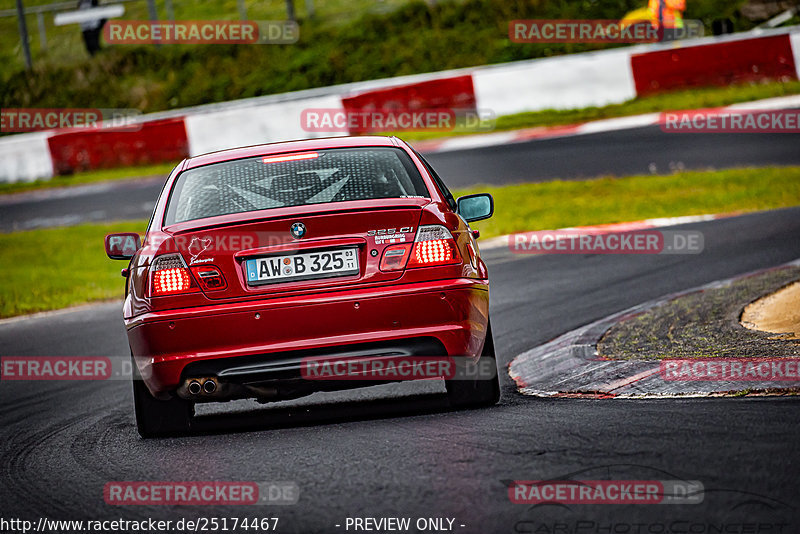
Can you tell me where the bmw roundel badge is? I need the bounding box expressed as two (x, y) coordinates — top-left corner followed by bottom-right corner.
(290, 222), (306, 239)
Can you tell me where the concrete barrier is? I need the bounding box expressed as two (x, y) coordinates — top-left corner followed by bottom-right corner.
(185, 95), (345, 156)
(0, 132), (54, 184)
(473, 47), (637, 115)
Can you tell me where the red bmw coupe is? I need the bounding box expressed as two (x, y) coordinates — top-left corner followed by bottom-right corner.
(105, 136), (498, 437)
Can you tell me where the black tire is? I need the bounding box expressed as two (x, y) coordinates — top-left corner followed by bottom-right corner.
(445, 319), (501, 408)
(131, 355), (193, 438)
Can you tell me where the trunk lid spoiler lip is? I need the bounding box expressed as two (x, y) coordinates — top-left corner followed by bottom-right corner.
(162, 198), (430, 234)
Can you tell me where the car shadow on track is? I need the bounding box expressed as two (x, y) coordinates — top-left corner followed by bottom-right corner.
(186, 390), (468, 437)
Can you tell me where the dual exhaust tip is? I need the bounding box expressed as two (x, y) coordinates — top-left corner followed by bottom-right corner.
(187, 378), (217, 396)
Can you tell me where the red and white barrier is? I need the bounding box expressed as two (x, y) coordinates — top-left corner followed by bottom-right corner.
(630, 33), (797, 95)
(184, 95), (345, 156)
(1, 26), (798, 184)
(47, 117), (189, 175)
(473, 47), (637, 116)
(791, 31), (800, 79)
(0, 132), (53, 183)
(342, 75), (476, 113)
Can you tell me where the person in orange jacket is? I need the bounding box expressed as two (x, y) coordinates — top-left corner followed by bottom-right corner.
(649, 0), (686, 30)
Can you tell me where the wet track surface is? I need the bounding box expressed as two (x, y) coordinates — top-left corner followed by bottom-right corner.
(3, 124), (800, 231)
(426, 126), (800, 188)
(2, 207), (800, 531)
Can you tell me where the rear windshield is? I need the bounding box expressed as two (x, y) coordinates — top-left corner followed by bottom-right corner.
(164, 147), (429, 225)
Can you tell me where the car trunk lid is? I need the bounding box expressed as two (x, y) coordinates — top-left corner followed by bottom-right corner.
(165, 198), (426, 300)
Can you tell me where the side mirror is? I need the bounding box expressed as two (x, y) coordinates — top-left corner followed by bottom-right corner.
(456, 193), (494, 223)
(105, 233), (141, 260)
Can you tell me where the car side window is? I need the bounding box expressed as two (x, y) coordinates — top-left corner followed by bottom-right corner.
(412, 149), (457, 211)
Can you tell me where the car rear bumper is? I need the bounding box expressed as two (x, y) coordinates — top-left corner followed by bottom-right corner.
(126, 278), (489, 396)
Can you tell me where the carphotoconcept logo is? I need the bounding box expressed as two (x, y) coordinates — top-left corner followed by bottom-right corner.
(104, 20), (298, 44)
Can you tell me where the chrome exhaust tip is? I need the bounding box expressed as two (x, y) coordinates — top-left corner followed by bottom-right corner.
(187, 380), (202, 395)
(202, 379), (217, 394)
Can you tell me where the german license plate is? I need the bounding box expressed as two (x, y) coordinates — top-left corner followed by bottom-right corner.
(245, 248), (359, 286)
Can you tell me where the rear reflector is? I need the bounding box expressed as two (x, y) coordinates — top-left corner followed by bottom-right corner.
(466, 242), (477, 268)
(190, 265), (227, 291)
(262, 152), (319, 164)
(379, 244), (413, 271)
(150, 254), (197, 296)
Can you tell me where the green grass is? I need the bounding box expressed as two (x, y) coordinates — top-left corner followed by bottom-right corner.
(0, 162), (174, 195)
(456, 166), (800, 239)
(0, 0), (409, 79)
(2, 0), (753, 112)
(0, 220), (145, 317)
(2, 165), (800, 318)
(396, 81), (800, 141)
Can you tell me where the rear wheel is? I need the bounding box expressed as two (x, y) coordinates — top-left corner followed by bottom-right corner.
(131, 355), (193, 438)
(445, 319), (501, 408)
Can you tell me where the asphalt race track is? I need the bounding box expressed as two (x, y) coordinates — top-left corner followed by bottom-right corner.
(426, 127), (800, 188)
(2, 204), (800, 530)
(3, 124), (800, 231)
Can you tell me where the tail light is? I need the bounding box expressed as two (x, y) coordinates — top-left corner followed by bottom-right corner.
(149, 254), (197, 297)
(409, 225), (460, 268)
(379, 225), (460, 271)
(190, 265), (227, 291)
(262, 152), (319, 164)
